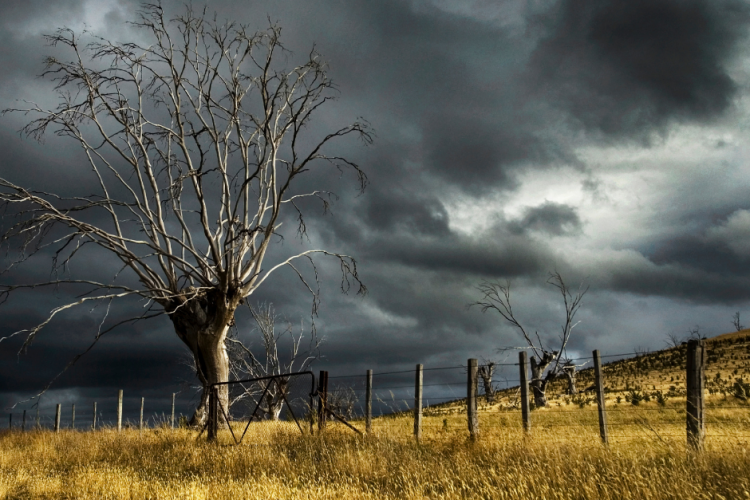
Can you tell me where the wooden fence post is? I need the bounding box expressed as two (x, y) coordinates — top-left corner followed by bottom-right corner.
(171, 393), (176, 429)
(71, 404), (75, 430)
(22, 410), (26, 432)
(468, 359), (478, 439)
(318, 370), (328, 432)
(8, 413), (11, 430)
(207, 386), (218, 441)
(35, 404), (39, 429)
(686, 339), (705, 450)
(117, 390), (123, 432)
(593, 350), (608, 444)
(140, 397), (144, 432)
(414, 364), (423, 440)
(54, 404), (61, 433)
(365, 369), (373, 434)
(92, 402), (97, 431)
(519, 352), (530, 433)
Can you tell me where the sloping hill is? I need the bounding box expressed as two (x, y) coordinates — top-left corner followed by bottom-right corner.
(425, 329), (750, 413)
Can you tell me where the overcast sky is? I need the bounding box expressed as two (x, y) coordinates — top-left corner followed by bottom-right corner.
(1, 0), (750, 420)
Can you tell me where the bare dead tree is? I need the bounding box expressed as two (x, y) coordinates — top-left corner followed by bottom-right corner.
(225, 303), (319, 421)
(0, 4), (370, 426)
(663, 332), (684, 349)
(472, 271), (588, 407)
(559, 359), (589, 395)
(687, 326), (703, 341)
(326, 384), (358, 420)
(733, 312), (744, 332)
(478, 360), (496, 403)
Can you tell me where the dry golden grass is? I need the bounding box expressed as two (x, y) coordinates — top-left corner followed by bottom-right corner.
(2, 401), (750, 500)
(3, 332), (749, 499)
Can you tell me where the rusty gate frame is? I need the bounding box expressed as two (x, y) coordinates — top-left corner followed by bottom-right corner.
(198, 371), (316, 444)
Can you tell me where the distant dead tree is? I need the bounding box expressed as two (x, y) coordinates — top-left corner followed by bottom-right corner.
(326, 385), (358, 420)
(472, 271), (588, 407)
(733, 312), (744, 332)
(477, 360), (496, 403)
(687, 326), (704, 340)
(0, 4), (370, 426)
(559, 359), (588, 395)
(225, 303), (320, 421)
(663, 332), (684, 349)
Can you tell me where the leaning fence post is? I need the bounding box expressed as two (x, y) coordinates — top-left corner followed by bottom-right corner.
(519, 351), (530, 433)
(171, 393), (176, 429)
(414, 364), (423, 440)
(686, 339), (705, 450)
(54, 404), (61, 433)
(71, 404), (75, 430)
(318, 370), (328, 432)
(365, 369), (373, 434)
(140, 397), (144, 432)
(35, 404), (40, 429)
(22, 410), (26, 432)
(468, 358), (479, 439)
(593, 350), (608, 444)
(92, 402), (97, 431)
(207, 386), (218, 441)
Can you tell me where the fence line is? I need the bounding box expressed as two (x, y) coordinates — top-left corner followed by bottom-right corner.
(5, 340), (750, 452)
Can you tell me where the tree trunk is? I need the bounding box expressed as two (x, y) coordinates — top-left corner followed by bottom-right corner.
(168, 289), (238, 428)
(563, 365), (577, 395)
(266, 393), (284, 421)
(530, 351), (557, 407)
(478, 364), (496, 403)
(267, 378), (289, 421)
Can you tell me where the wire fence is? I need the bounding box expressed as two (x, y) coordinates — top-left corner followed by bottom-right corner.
(5, 338), (750, 448)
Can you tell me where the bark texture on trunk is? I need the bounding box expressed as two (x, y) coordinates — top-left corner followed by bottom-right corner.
(478, 364), (496, 403)
(262, 377), (289, 421)
(530, 351), (557, 407)
(563, 365), (577, 395)
(168, 288), (239, 428)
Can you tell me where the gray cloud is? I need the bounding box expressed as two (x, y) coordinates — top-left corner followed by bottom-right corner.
(526, 0), (750, 138)
(510, 201), (583, 236)
(1, 0), (750, 413)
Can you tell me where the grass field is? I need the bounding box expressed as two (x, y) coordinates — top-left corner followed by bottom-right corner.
(1, 399), (749, 500)
(2, 332), (750, 499)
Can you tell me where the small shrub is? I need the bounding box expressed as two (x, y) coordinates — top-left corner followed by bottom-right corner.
(571, 394), (588, 408)
(654, 391), (668, 407)
(628, 390), (644, 406)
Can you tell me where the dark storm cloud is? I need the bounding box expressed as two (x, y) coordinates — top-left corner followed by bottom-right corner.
(372, 232), (549, 277)
(527, 0), (750, 137)
(0, 1), (99, 95)
(422, 113), (534, 192)
(649, 235), (748, 276)
(364, 189), (451, 236)
(602, 257), (750, 303)
(2, 0), (750, 415)
(510, 201), (582, 236)
(595, 207), (750, 303)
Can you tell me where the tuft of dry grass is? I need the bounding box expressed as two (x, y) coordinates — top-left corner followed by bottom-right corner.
(2, 406), (750, 500)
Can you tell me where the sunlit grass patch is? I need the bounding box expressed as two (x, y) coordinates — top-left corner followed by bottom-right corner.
(2, 404), (750, 499)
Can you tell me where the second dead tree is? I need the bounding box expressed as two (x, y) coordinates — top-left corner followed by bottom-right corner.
(473, 271), (588, 407)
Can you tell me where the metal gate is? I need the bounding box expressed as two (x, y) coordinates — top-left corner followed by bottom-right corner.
(200, 371), (316, 444)
(199, 370), (362, 443)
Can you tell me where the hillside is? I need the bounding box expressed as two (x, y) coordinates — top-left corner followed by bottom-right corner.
(424, 329), (750, 414)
